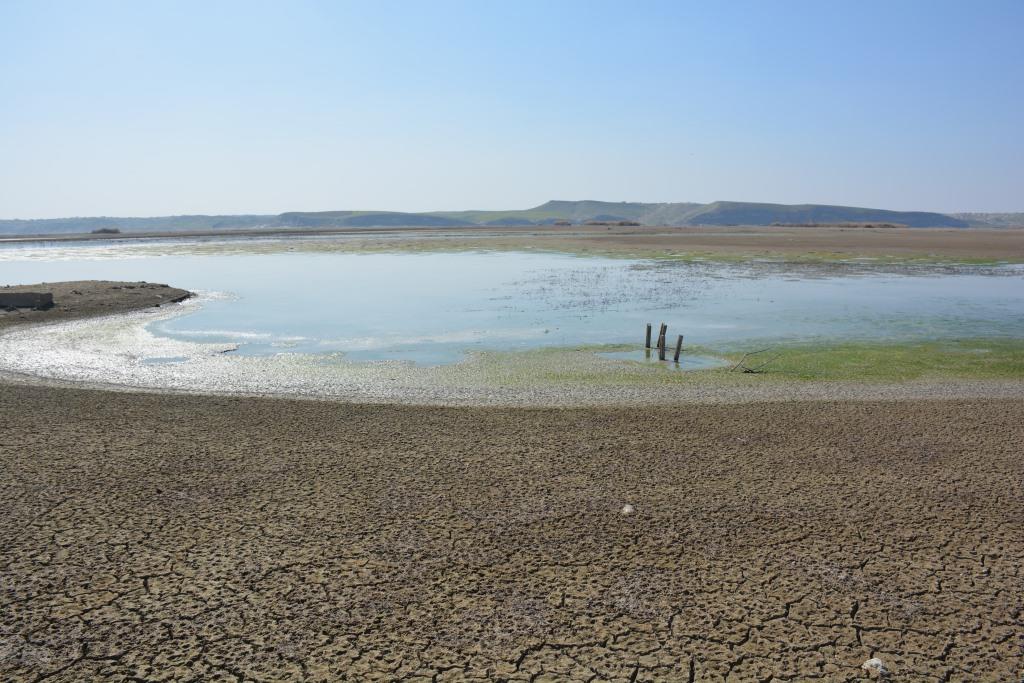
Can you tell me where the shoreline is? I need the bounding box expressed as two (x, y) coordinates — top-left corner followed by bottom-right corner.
(2, 280), (1022, 407)
(3, 223), (1023, 264)
(0, 283), (1021, 406)
(2, 281), (1023, 679)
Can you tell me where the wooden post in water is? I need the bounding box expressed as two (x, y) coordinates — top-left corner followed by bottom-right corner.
(645, 323), (652, 349)
(673, 334), (684, 363)
(658, 324), (667, 361)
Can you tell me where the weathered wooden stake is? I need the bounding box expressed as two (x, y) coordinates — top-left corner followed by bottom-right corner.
(645, 323), (652, 349)
(673, 334), (684, 363)
(657, 324), (667, 361)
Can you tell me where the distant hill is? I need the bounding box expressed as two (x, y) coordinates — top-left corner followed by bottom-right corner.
(682, 201), (969, 228)
(277, 211), (475, 228)
(0, 214), (276, 235)
(0, 200), (978, 235)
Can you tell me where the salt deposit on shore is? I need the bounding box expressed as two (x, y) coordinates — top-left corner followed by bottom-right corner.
(3, 294), (1024, 406)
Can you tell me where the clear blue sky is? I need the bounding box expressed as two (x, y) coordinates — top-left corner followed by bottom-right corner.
(1, 0), (1022, 218)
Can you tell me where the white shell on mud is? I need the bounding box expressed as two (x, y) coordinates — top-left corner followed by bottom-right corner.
(861, 657), (889, 676)
(621, 504), (635, 515)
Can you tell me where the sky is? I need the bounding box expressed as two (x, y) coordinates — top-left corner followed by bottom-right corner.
(1, 0), (1022, 219)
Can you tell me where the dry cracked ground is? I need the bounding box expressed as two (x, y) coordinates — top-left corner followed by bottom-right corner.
(1, 387), (1023, 682)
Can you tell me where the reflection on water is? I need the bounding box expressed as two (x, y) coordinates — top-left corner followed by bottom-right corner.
(1, 240), (1022, 366)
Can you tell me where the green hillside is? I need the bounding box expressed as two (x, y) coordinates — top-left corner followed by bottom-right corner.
(277, 211), (475, 228)
(685, 201), (969, 228)
(0, 200), (975, 235)
(0, 215), (276, 235)
(426, 201), (649, 224)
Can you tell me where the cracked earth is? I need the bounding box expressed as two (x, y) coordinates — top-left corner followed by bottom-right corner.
(1, 386), (1022, 681)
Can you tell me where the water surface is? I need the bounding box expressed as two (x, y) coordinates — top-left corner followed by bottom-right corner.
(2, 240), (1022, 365)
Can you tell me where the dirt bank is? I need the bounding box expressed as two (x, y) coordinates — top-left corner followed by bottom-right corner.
(0, 281), (191, 331)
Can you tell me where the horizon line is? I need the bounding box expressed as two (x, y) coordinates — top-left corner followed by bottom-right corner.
(2, 199), (1020, 222)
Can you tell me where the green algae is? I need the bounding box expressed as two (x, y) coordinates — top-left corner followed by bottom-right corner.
(458, 338), (1024, 388)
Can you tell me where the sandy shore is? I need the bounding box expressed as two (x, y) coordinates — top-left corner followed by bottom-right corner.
(2, 283), (1023, 681)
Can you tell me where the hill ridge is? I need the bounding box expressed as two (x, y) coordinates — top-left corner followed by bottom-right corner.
(0, 200), (984, 235)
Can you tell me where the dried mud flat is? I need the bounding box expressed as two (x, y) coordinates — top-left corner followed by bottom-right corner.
(2, 386), (1023, 682)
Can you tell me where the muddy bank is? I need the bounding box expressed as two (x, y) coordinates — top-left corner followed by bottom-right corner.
(0, 280), (191, 332)
(4, 225), (1024, 262)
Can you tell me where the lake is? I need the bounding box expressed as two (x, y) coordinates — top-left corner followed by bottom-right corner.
(2, 239), (1023, 366)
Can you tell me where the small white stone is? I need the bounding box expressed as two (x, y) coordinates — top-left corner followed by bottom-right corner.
(861, 657), (889, 676)
(621, 504), (635, 516)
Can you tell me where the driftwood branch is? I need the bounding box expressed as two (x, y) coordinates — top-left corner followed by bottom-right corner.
(744, 354), (782, 373)
(730, 348), (779, 373)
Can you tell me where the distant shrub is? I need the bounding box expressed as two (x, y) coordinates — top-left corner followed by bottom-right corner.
(91, 227), (121, 234)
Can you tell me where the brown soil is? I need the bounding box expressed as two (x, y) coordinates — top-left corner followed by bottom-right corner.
(3, 394), (1023, 681)
(1, 284), (1022, 681)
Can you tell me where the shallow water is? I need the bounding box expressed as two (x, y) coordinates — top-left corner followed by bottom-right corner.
(2, 239), (1023, 366)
